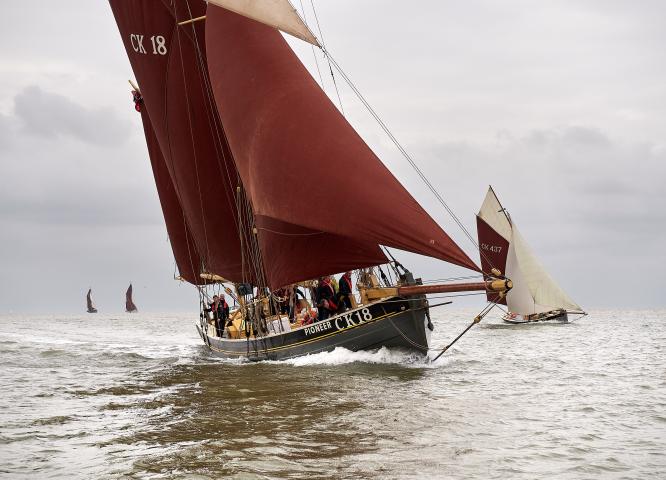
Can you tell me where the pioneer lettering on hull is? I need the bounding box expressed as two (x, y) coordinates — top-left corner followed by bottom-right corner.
(304, 321), (333, 336)
(130, 34), (167, 55)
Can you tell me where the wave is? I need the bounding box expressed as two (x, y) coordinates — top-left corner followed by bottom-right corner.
(269, 346), (453, 368)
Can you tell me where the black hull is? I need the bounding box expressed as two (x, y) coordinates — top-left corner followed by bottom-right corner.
(196, 296), (431, 361)
(503, 311), (569, 324)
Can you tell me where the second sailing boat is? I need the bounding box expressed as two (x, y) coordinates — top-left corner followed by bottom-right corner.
(477, 187), (585, 324)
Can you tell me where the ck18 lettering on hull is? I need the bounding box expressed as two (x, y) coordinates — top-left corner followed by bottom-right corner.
(334, 308), (374, 330)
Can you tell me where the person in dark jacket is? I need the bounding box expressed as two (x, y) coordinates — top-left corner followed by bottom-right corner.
(287, 285), (305, 321)
(316, 276), (338, 321)
(338, 271), (353, 310)
(205, 295), (223, 337)
(217, 295), (233, 337)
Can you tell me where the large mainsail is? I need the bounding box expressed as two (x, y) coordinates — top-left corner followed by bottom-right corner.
(110, 0), (249, 283)
(204, 5), (479, 287)
(110, 0), (390, 288)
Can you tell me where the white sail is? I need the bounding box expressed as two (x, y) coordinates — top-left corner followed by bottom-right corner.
(207, 0), (320, 46)
(507, 225), (583, 314)
(506, 238), (536, 314)
(478, 187), (511, 241)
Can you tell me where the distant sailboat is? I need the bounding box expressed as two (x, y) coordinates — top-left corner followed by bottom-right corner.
(125, 284), (138, 313)
(86, 289), (98, 314)
(477, 187), (586, 324)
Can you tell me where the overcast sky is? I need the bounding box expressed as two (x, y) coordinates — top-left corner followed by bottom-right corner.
(0, 1), (664, 314)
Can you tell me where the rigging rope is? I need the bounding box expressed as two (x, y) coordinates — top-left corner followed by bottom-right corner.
(297, 0), (325, 88)
(322, 50), (480, 253)
(309, 0), (345, 115)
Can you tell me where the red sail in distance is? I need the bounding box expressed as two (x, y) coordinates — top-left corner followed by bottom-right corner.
(136, 99), (204, 285)
(476, 216), (509, 304)
(126, 284), (138, 312)
(86, 289), (98, 313)
(205, 6), (480, 277)
(109, 0), (251, 283)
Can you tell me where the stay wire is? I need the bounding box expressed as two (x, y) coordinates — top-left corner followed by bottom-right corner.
(320, 49), (493, 267)
(297, 0), (325, 88)
(309, 0), (345, 114)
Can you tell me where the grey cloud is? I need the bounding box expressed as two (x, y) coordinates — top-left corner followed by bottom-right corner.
(414, 125), (665, 247)
(0, 112), (15, 151)
(14, 86), (130, 147)
(524, 127), (611, 150)
(0, 185), (161, 227)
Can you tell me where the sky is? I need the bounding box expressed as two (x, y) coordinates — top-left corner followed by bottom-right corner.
(0, 1), (664, 314)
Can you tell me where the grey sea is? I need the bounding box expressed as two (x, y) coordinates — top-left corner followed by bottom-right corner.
(0, 309), (664, 479)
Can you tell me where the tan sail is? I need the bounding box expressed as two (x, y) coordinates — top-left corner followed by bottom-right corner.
(207, 0), (319, 46)
(506, 225), (583, 315)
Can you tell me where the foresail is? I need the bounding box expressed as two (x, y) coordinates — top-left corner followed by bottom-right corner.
(207, 0), (319, 45)
(476, 186), (512, 303)
(477, 215), (509, 304)
(205, 6), (480, 281)
(509, 226), (583, 314)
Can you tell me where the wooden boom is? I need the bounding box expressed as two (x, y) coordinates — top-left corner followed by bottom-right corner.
(363, 279), (512, 301)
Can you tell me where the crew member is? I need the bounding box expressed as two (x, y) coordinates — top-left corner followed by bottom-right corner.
(316, 276), (338, 321)
(288, 285), (305, 321)
(206, 295), (223, 337)
(338, 271), (353, 310)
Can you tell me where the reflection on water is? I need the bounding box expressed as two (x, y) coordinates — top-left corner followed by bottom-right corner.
(0, 310), (665, 478)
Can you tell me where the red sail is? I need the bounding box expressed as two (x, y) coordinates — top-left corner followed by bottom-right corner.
(126, 284), (138, 312)
(476, 216), (509, 304)
(204, 6), (479, 275)
(254, 216), (386, 288)
(138, 104), (204, 285)
(109, 0), (249, 282)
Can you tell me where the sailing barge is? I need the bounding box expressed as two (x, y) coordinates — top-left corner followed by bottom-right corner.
(125, 283), (138, 313)
(109, 0), (515, 361)
(86, 289), (97, 314)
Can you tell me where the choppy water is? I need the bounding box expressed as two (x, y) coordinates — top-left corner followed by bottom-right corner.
(0, 309), (664, 479)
